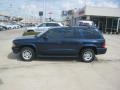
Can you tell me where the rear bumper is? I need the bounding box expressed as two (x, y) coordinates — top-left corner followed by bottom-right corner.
(96, 48), (107, 54)
(12, 47), (20, 53)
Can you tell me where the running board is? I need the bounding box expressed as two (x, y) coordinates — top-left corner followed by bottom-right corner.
(38, 55), (78, 58)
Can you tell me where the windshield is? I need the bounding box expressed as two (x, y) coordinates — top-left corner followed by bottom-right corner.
(36, 29), (49, 37)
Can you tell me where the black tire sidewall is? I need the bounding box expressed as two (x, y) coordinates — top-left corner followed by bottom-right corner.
(20, 47), (35, 61)
(80, 49), (95, 62)
(28, 30), (34, 32)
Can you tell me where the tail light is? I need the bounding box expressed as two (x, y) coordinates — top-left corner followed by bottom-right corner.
(102, 41), (106, 48)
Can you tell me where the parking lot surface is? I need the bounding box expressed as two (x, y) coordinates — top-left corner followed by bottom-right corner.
(0, 29), (120, 90)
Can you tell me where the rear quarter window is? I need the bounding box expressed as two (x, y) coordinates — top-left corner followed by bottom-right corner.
(81, 29), (103, 39)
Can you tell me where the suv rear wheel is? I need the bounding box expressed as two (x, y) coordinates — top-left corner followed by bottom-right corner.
(80, 48), (95, 62)
(20, 47), (35, 61)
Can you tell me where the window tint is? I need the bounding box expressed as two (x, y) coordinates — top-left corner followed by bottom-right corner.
(46, 23), (59, 27)
(63, 28), (75, 38)
(82, 30), (102, 39)
(45, 29), (63, 40)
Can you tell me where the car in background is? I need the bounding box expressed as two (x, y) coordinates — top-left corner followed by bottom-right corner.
(6, 24), (21, 29)
(12, 26), (107, 62)
(11, 24), (21, 29)
(0, 24), (9, 30)
(1, 24), (12, 29)
(1, 23), (21, 29)
(0, 25), (6, 31)
(0, 25), (7, 31)
(26, 22), (64, 32)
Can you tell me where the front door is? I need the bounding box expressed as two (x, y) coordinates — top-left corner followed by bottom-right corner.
(37, 28), (64, 55)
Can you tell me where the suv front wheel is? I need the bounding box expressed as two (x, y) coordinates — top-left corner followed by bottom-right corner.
(20, 47), (35, 61)
(80, 48), (95, 62)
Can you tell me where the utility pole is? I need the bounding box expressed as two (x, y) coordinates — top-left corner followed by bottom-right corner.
(83, 0), (87, 7)
(117, 18), (120, 33)
(43, 0), (46, 22)
(48, 12), (53, 21)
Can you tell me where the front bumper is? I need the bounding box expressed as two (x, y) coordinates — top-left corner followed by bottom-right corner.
(12, 47), (20, 53)
(96, 48), (107, 55)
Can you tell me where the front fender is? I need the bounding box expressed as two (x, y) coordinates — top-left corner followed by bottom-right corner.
(18, 43), (38, 53)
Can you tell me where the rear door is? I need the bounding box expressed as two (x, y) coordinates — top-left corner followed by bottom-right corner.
(60, 27), (80, 55)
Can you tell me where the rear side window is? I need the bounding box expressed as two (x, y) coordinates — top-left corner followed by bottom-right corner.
(63, 28), (75, 38)
(82, 30), (103, 39)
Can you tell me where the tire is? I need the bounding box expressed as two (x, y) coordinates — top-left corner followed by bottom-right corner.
(20, 47), (35, 61)
(27, 30), (34, 32)
(80, 48), (95, 62)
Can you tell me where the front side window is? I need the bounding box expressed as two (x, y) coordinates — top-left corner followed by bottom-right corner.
(38, 23), (46, 27)
(44, 29), (63, 40)
(46, 23), (59, 27)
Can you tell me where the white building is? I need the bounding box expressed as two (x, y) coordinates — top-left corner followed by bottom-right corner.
(73, 6), (120, 33)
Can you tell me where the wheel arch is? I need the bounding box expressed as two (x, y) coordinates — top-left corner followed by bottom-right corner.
(20, 45), (37, 53)
(80, 46), (97, 54)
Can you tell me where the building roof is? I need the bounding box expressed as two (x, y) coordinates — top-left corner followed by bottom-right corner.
(85, 6), (120, 17)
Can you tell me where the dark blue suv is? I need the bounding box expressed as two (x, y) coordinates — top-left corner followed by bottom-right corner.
(12, 27), (107, 62)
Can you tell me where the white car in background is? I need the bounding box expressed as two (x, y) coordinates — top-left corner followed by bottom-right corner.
(5, 24), (16, 29)
(26, 22), (64, 32)
(1, 24), (21, 29)
(12, 24), (21, 29)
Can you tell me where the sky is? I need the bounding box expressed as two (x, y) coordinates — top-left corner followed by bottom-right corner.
(0, 0), (120, 20)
